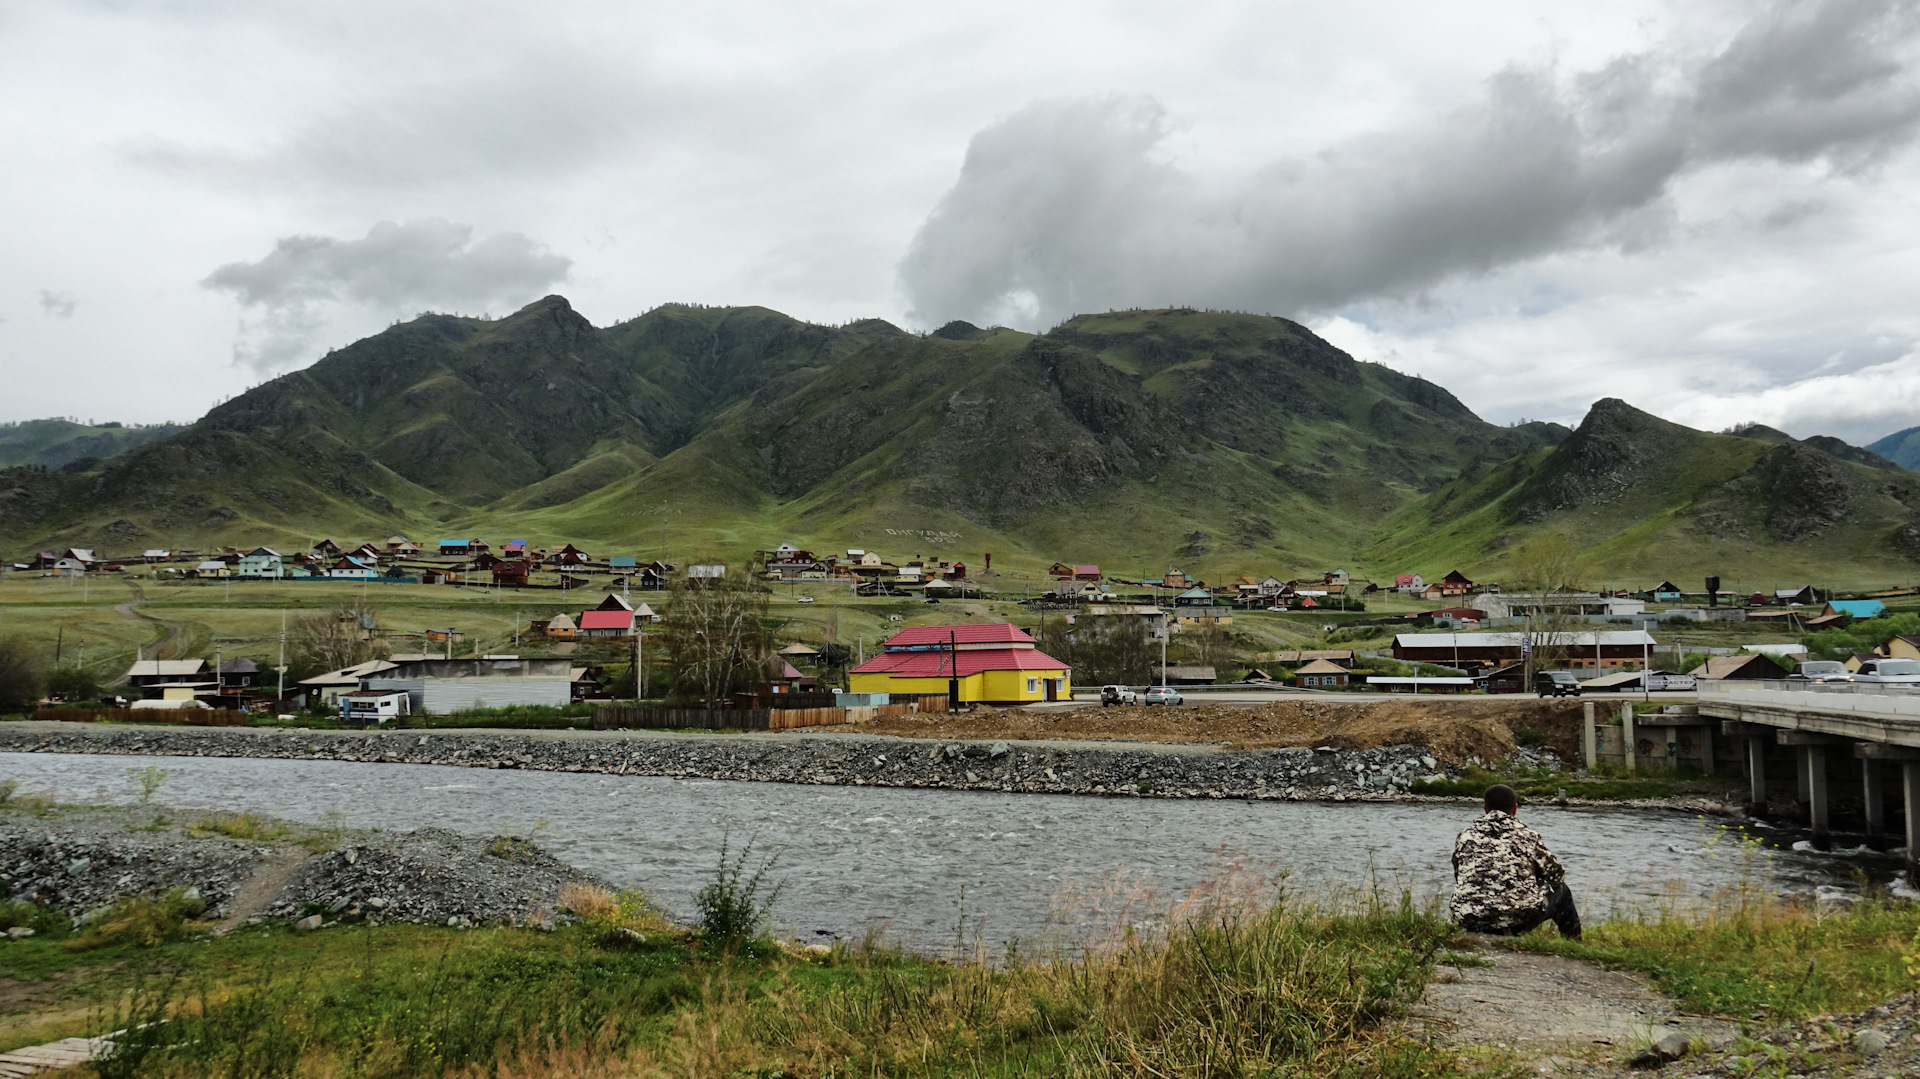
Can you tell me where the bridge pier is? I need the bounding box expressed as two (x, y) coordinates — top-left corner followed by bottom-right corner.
(1857, 743), (1920, 874)
(1863, 759), (1886, 842)
(1619, 702), (1635, 772)
(1779, 731), (1842, 850)
(1582, 702), (1597, 770)
(1745, 733), (1769, 816)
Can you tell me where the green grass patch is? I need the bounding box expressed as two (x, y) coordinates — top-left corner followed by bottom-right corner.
(1518, 897), (1920, 1020)
(0, 891), (1486, 1079)
(1412, 764), (1740, 802)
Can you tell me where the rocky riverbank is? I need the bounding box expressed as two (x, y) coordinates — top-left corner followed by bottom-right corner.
(0, 721), (1483, 800)
(0, 805), (607, 927)
(0, 721), (1732, 813)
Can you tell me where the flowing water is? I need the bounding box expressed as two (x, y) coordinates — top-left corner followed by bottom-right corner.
(0, 752), (1892, 951)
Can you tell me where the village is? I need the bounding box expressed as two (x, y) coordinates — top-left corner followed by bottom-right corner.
(8, 536), (1918, 726)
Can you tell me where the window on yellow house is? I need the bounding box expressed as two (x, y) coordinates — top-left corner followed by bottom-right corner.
(1026, 677), (1038, 693)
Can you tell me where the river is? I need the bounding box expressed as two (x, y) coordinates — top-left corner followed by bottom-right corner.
(0, 752), (1891, 951)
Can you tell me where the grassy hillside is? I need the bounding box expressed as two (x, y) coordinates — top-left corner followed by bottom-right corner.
(0, 419), (181, 469)
(4, 299), (1913, 586)
(1369, 399), (1920, 587)
(1869, 423), (1920, 470)
(0, 301), (1550, 582)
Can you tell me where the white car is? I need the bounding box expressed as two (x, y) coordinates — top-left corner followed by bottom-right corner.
(1100, 685), (1137, 706)
(129, 698), (212, 710)
(796, 596), (815, 603)
(1852, 658), (1920, 686)
(1787, 660), (1852, 683)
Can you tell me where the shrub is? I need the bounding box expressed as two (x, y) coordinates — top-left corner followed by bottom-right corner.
(67, 889), (208, 951)
(187, 811), (288, 841)
(694, 835), (783, 942)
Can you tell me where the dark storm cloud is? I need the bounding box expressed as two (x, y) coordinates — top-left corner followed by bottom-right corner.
(202, 218), (571, 372)
(901, 0), (1920, 328)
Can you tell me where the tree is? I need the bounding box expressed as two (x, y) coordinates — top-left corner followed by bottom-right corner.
(662, 566), (772, 709)
(1508, 534), (1586, 680)
(44, 666), (101, 702)
(286, 606), (386, 681)
(0, 638), (41, 712)
(1037, 614), (1154, 686)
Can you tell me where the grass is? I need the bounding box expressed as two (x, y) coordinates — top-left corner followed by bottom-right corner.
(1411, 763), (1742, 802)
(1519, 892), (1920, 1020)
(0, 885), (1483, 1079)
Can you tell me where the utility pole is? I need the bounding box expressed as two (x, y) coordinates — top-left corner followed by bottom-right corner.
(634, 620), (644, 702)
(277, 611), (287, 701)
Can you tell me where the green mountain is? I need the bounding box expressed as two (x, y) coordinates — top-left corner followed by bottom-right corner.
(1868, 424), (1920, 470)
(0, 419), (181, 469)
(4, 298), (1915, 585)
(1369, 399), (1920, 586)
(0, 298), (1557, 577)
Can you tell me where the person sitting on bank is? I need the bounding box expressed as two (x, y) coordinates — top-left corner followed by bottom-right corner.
(1450, 783), (1581, 938)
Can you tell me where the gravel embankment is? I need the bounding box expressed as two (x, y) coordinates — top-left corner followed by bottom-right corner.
(0, 722), (1502, 801)
(0, 807), (607, 926)
(0, 808), (270, 917)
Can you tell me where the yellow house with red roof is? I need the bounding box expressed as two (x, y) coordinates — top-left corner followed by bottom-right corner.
(849, 623), (1070, 704)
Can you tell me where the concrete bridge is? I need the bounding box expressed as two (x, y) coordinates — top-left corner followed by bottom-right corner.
(1696, 680), (1920, 872)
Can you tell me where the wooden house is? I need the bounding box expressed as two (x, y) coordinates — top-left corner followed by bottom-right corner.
(1438, 570), (1475, 596)
(1292, 659), (1352, 688)
(549, 544), (589, 566)
(491, 560), (531, 587)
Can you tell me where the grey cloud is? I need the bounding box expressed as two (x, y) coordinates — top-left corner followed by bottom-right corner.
(901, 0), (1920, 329)
(130, 59), (651, 191)
(203, 218), (570, 372)
(37, 290), (74, 318)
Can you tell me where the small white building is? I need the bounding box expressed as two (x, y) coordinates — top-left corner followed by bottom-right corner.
(341, 689), (410, 723)
(361, 656), (572, 715)
(236, 547), (284, 579)
(194, 560), (230, 578)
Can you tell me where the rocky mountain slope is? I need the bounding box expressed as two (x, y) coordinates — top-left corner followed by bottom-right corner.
(0, 299), (1553, 576)
(1369, 400), (1920, 584)
(1869, 424), (1920, 470)
(3, 297), (1913, 583)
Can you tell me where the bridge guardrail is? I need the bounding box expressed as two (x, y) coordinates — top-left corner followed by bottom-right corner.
(1697, 678), (1920, 720)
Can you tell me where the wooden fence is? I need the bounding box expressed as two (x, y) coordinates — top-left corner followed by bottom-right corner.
(591, 701), (928, 731)
(35, 707), (249, 727)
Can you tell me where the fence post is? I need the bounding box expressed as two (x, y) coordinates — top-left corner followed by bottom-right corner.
(1582, 701), (1597, 770)
(1619, 702), (1636, 772)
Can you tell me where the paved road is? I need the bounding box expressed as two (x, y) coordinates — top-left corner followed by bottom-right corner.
(1060, 689), (1701, 707)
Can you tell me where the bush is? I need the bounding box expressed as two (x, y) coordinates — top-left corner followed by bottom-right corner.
(43, 666), (101, 702)
(0, 637), (41, 713)
(67, 889), (208, 951)
(694, 835), (783, 942)
(0, 898), (65, 936)
(187, 811), (288, 841)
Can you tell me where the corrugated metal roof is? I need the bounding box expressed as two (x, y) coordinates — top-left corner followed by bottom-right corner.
(125, 660), (208, 677)
(882, 623), (1034, 649)
(1395, 631), (1656, 647)
(852, 648), (1067, 676)
(578, 610), (634, 630)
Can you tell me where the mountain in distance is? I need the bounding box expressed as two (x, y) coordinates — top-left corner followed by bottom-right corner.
(2, 295), (1916, 585)
(1869, 424), (1920, 471)
(0, 419), (182, 470)
(0, 298), (1561, 576)
(1368, 399), (1920, 585)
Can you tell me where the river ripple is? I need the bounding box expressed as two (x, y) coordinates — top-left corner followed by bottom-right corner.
(0, 752), (1883, 951)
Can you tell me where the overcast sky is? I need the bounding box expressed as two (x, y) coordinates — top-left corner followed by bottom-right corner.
(4, 0), (1920, 444)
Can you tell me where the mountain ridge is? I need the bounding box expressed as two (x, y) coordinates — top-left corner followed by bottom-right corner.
(3, 297), (1914, 584)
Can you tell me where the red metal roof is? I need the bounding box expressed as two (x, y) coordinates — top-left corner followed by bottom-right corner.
(578, 610), (635, 630)
(852, 647), (1067, 676)
(881, 623), (1034, 649)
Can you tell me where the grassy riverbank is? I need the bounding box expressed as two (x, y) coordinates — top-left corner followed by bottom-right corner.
(1, 887), (1483, 1079)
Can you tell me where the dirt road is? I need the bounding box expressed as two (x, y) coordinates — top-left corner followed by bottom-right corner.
(115, 581), (188, 660)
(865, 698), (1589, 761)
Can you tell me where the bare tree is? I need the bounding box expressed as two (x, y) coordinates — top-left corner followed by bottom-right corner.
(1509, 534), (1586, 681)
(662, 566), (772, 709)
(286, 606), (386, 680)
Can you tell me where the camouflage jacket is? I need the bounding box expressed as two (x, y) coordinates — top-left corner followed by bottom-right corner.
(1449, 811), (1565, 931)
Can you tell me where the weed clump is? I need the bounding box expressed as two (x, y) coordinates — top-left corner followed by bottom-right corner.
(694, 835), (783, 943)
(187, 811), (288, 841)
(67, 889), (207, 951)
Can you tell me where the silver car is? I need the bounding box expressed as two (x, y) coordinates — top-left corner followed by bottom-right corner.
(1853, 658), (1920, 686)
(1142, 686), (1184, 705)
(1787, 660), (1852, 683)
